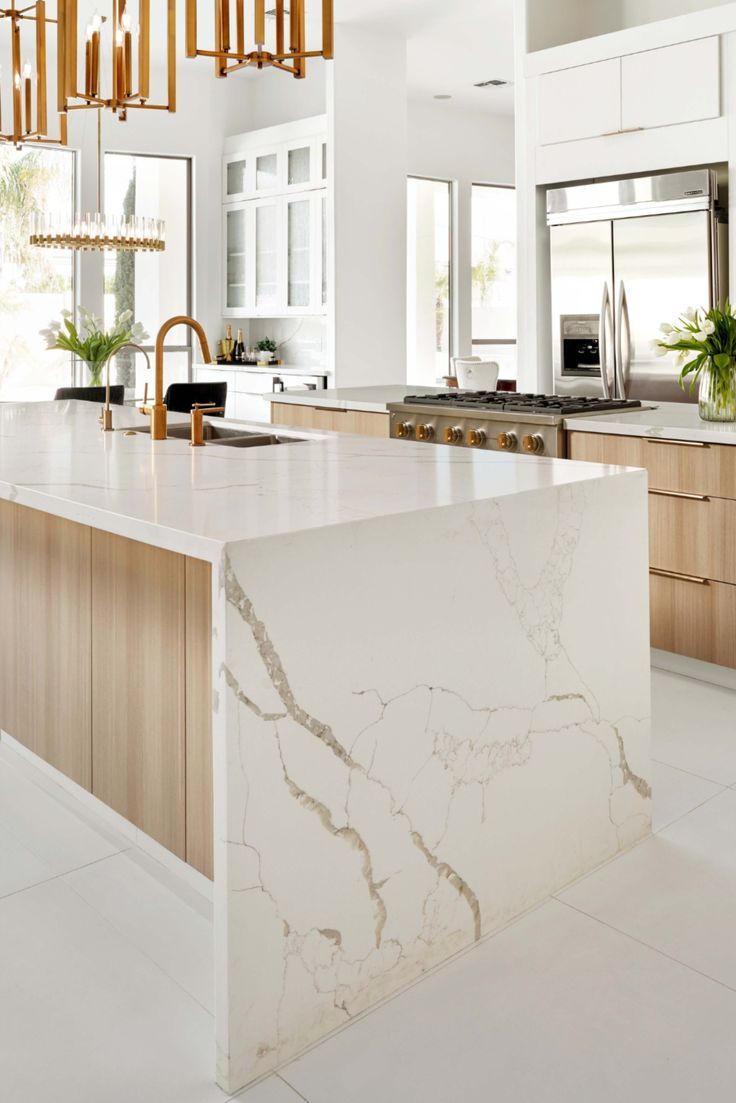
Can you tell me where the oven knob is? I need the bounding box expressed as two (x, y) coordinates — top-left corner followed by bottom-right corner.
(444, 426), (463, 445)
(497, 432), (518, 451)
(467, 428), (487, 448)
(522, 433), (545, 455)
(396, 422), (414, 439)
(416, 423), (435, 441)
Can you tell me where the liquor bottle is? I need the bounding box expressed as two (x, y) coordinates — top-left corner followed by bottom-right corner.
(235, 328), (246, 364)
(222, 324), (234, 364)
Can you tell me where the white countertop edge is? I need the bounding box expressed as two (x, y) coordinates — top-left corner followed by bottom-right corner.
(564, 404), (736, 446)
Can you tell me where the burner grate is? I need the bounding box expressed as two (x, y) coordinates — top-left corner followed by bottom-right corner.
(402, 391), (643, 415)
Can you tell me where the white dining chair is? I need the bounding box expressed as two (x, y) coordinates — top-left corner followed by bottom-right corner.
(454, 359), (500, 390)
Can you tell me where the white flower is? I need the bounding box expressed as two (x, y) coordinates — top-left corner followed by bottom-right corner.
(60, 308), (72, 319)
(659, 323), (675, 335)
(702, 319), (716, 335)
(118, 309), (133, 323)
(654, 344), (669, 358)
(693, 331), (707, 343)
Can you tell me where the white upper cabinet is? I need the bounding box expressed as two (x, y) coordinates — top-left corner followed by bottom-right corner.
(621, 37), (720, 132)
(538, 59), (621, 145)
(538, 36), (721, 148)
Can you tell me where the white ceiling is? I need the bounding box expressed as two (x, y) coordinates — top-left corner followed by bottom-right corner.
(335, 0), (516, 115)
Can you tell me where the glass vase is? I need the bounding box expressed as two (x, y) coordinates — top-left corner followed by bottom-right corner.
(79, 358), (107, 387)
(698, 360), (736, 422)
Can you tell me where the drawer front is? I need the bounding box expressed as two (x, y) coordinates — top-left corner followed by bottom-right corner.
(568, 431), (736, 499)
(651, 571), (736, 669)
(649, 492), (736, 586)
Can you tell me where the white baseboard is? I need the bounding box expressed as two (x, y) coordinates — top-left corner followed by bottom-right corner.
(0, 731), (213, 904)
(651, 649), (736, 692)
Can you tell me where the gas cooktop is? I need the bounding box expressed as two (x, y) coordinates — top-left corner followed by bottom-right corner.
(401, 391), (643, 416)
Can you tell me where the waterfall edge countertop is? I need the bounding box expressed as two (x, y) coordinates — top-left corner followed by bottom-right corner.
(266, 384), (448, 412)
(0, 399), (637, 560)
(564, 400), (736, 446)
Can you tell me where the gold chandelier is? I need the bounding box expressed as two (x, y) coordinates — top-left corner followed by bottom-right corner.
(60, 0), (176, 119)
(185, 0), (333, 79)
(0, 0), (67, 146)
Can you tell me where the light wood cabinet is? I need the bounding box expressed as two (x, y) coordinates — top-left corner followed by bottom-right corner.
(271, 401), (389, 437)
(91, 532), (187, 859)
(185, 557), (214, 880)
(0, 500), (92, 788)
(568, 430), (736, 669)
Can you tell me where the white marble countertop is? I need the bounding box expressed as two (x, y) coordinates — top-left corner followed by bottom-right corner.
(0, 400), (635, 560)
(564, 401), (736, 446)
(267, 384), (447, 412)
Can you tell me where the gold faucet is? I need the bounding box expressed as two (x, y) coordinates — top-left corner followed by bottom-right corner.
(100, 343), (151, 432)
(190, 402), (226, 447)
(140, 315), (212, 441)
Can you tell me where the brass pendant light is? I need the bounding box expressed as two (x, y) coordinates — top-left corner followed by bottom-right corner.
(185, 0), (333, 80)
(0, 0), (67, 146)
(60, 0), (176, 120)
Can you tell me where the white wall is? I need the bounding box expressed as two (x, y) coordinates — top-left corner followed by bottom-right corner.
(328, 25), (408, 387)
(407, 98), (515, 367)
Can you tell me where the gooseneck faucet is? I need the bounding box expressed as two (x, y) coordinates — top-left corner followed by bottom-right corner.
(101, 342), (152, 432)
(140, 315), (212, 441)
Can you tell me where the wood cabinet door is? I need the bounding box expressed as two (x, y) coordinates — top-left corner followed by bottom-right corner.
(0, 500), (92, 788)
(537, 59), (621, 145)
(651, 572), (736, 669)
(622, 38), (720, 132)
(185, 558), (213, 880)
(91, 531), (186, 858)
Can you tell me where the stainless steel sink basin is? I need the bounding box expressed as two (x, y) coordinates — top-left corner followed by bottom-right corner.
(120, 422), (305, 447)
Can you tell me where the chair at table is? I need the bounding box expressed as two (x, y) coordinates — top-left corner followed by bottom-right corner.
(54, 385), (125, 405)
(163, 382), (227, 416)
(454, 359), (500, 391)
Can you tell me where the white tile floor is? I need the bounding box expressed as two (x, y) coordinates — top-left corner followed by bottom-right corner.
(1, 666), (735, 1103)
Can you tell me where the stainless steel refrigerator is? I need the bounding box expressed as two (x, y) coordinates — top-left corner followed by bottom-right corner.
(547, 170), (728, 403)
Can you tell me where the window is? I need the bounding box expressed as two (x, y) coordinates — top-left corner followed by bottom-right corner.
(0, 146), (75, 402)
(471, 184), (516, 378)
(407, 177), (452, 386)
(104, 153), (191, 398)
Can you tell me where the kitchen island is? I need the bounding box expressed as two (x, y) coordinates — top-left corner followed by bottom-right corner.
(0, 400), (651, 1095)
(268, 384), (449, 436)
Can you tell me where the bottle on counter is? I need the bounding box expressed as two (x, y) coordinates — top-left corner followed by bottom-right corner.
(222, 324), (235, 364)
(235, 328), (246, 364)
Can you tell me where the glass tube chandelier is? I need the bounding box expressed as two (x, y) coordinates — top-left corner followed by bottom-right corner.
(0, 0), (67, 146)
(185, 0), (333, 80)
(30, 106), (165, 251)
(60, 0), (176, 120)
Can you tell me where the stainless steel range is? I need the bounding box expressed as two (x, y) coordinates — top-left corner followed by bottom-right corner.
(388, 391), (645, 458)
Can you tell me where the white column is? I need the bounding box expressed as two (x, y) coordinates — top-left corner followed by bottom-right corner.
(327, 26), (408, 387)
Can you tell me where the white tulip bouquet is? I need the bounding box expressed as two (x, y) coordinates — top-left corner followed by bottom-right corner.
(41, 307), (148, 386)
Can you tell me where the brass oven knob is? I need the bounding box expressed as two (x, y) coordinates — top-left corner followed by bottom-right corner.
(497, 432), (518, 451)
(444, 426), (463, 445)
(396, 422), (414, 439)
(522, 433), (545, 455)
(416, 423), (435, 441)
(467, 428), (487, 448)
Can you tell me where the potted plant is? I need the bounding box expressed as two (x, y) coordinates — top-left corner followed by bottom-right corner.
(255, 337), (277, 364)
(41, 307), (149, 387)
(655, 303), (736, 422)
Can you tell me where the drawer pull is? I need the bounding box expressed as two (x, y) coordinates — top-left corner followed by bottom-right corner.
(316, 406), (346, 414)
(646, 437), (709, 449)
(650, 567), (710, 586)
(650, 488), (710, 502)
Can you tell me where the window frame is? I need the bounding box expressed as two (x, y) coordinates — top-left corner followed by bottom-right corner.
(407, 173), (455, 380)
(471, 180), (516, 350)
(103, 150), (194, 378)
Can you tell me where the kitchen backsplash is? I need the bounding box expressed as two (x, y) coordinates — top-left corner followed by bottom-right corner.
(237, 317), (327, 368)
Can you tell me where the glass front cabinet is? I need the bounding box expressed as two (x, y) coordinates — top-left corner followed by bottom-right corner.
(222, 119), (328, 317)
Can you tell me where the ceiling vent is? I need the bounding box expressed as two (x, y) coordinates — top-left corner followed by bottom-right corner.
(474, 79), (510, 88)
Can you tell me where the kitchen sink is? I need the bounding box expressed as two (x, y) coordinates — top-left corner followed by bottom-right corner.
(121, 423), (305, 447)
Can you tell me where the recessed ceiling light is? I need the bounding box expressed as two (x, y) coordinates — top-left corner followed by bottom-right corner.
(474, 79), (510, 88)
(434, 94), (452, 100)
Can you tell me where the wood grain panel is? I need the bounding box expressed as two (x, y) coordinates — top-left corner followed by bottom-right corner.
(0, 500), (92, 787)
(185, 557), (213, 880)
(91, 531), (186, 858)
(568, 430), (736, 499)
(649, 493), (736, 586)
(271, 401), (389, 438)
(650, 572), (736, 668)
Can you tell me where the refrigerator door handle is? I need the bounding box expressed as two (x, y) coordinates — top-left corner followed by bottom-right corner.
(616, 281), (631, 398)
(599, 282), (612, 399)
